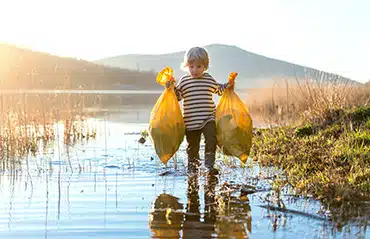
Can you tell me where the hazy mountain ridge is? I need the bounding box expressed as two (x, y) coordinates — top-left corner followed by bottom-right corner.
(96, 44), (352, 89)
(0, 44), (160, 90)
(0, 43), (355, 91)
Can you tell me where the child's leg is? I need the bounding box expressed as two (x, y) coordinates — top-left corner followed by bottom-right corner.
(185, 129), (201, 172)
(202, 121), (217, 170)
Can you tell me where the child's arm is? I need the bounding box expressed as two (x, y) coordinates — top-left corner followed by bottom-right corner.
(204, 73), (231, 96)
(214, 82), (229, 96)
(174, 84), (183, 101)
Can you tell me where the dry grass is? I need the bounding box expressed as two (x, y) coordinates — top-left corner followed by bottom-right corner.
(248, 75), (370, 222)
(244, 76), (370, 126)
(0, 92), (97, 169)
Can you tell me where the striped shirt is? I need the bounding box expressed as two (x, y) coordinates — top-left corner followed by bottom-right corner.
(174, 72), (227, 131)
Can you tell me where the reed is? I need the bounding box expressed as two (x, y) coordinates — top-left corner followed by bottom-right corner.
(249, 75), (370, 222)
(0, 90), (98, 171)
(245, 75), (370, 125)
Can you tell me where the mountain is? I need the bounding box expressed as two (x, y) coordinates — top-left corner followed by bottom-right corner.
(0, 44), (159, 90)
(95, 44), (351, 89)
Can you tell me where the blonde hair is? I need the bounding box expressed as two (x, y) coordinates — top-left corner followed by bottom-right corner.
(181, 46), (210, 70)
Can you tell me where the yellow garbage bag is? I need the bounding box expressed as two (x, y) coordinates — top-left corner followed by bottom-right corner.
(149, 67), (185, 164)
(215, 72), (253, 163)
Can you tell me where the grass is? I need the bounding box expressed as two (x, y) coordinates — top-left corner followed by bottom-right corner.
(252, 108), (370, 198)
(245, 76), (370, 125)
(0, 92), (97, 171)
(247, 75), (370, 221)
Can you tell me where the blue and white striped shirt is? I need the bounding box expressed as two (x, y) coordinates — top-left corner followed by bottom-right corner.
(174, 72), (227, 131)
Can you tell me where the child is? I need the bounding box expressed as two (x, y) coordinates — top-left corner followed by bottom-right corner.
(166, 46), (234, 174)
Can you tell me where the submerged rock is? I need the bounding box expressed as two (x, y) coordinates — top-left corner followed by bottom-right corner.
(240, 185), (257, 195)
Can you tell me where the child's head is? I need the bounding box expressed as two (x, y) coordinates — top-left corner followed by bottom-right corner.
(182, 46), (210, 78)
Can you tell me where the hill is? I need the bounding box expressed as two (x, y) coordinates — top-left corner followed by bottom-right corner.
(0, 44), (160, 90)
(95, 44), (352, 89)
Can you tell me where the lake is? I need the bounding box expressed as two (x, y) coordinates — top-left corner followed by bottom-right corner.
(0, 92), (368, 238)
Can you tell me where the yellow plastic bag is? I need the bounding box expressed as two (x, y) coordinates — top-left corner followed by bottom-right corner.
(149, 67), (185, 164)
(215, 72), (253, 163)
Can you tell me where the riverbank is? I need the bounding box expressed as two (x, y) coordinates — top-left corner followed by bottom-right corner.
(251, 106), (370, 213)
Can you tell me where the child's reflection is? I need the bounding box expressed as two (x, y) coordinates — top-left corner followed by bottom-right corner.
(149, 171), (252, 238)
(182, 172), (218, 239)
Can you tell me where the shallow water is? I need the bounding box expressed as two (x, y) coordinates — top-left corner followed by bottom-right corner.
(0, 114), (369, 238)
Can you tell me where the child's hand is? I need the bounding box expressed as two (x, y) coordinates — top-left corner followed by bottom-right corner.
(165, 77), (175, 88)
(227, 81), (235, 89)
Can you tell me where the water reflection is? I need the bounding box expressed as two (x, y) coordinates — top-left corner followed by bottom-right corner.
(0, 106), (369, 238)
(149, 171), (252, 239)
(182, 173), (216, 238)
(149, 194), (184, 238)
(213, 178), (252, 238)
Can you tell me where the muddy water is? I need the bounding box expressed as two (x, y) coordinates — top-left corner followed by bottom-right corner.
(0, 111), (369, 238)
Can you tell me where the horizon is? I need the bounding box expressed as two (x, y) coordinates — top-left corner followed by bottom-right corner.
(1, 0), (369, 83)
(3, 42), (357, 82)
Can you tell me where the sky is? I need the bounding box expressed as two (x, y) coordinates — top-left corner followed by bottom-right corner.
(0, 0), (369, 83)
